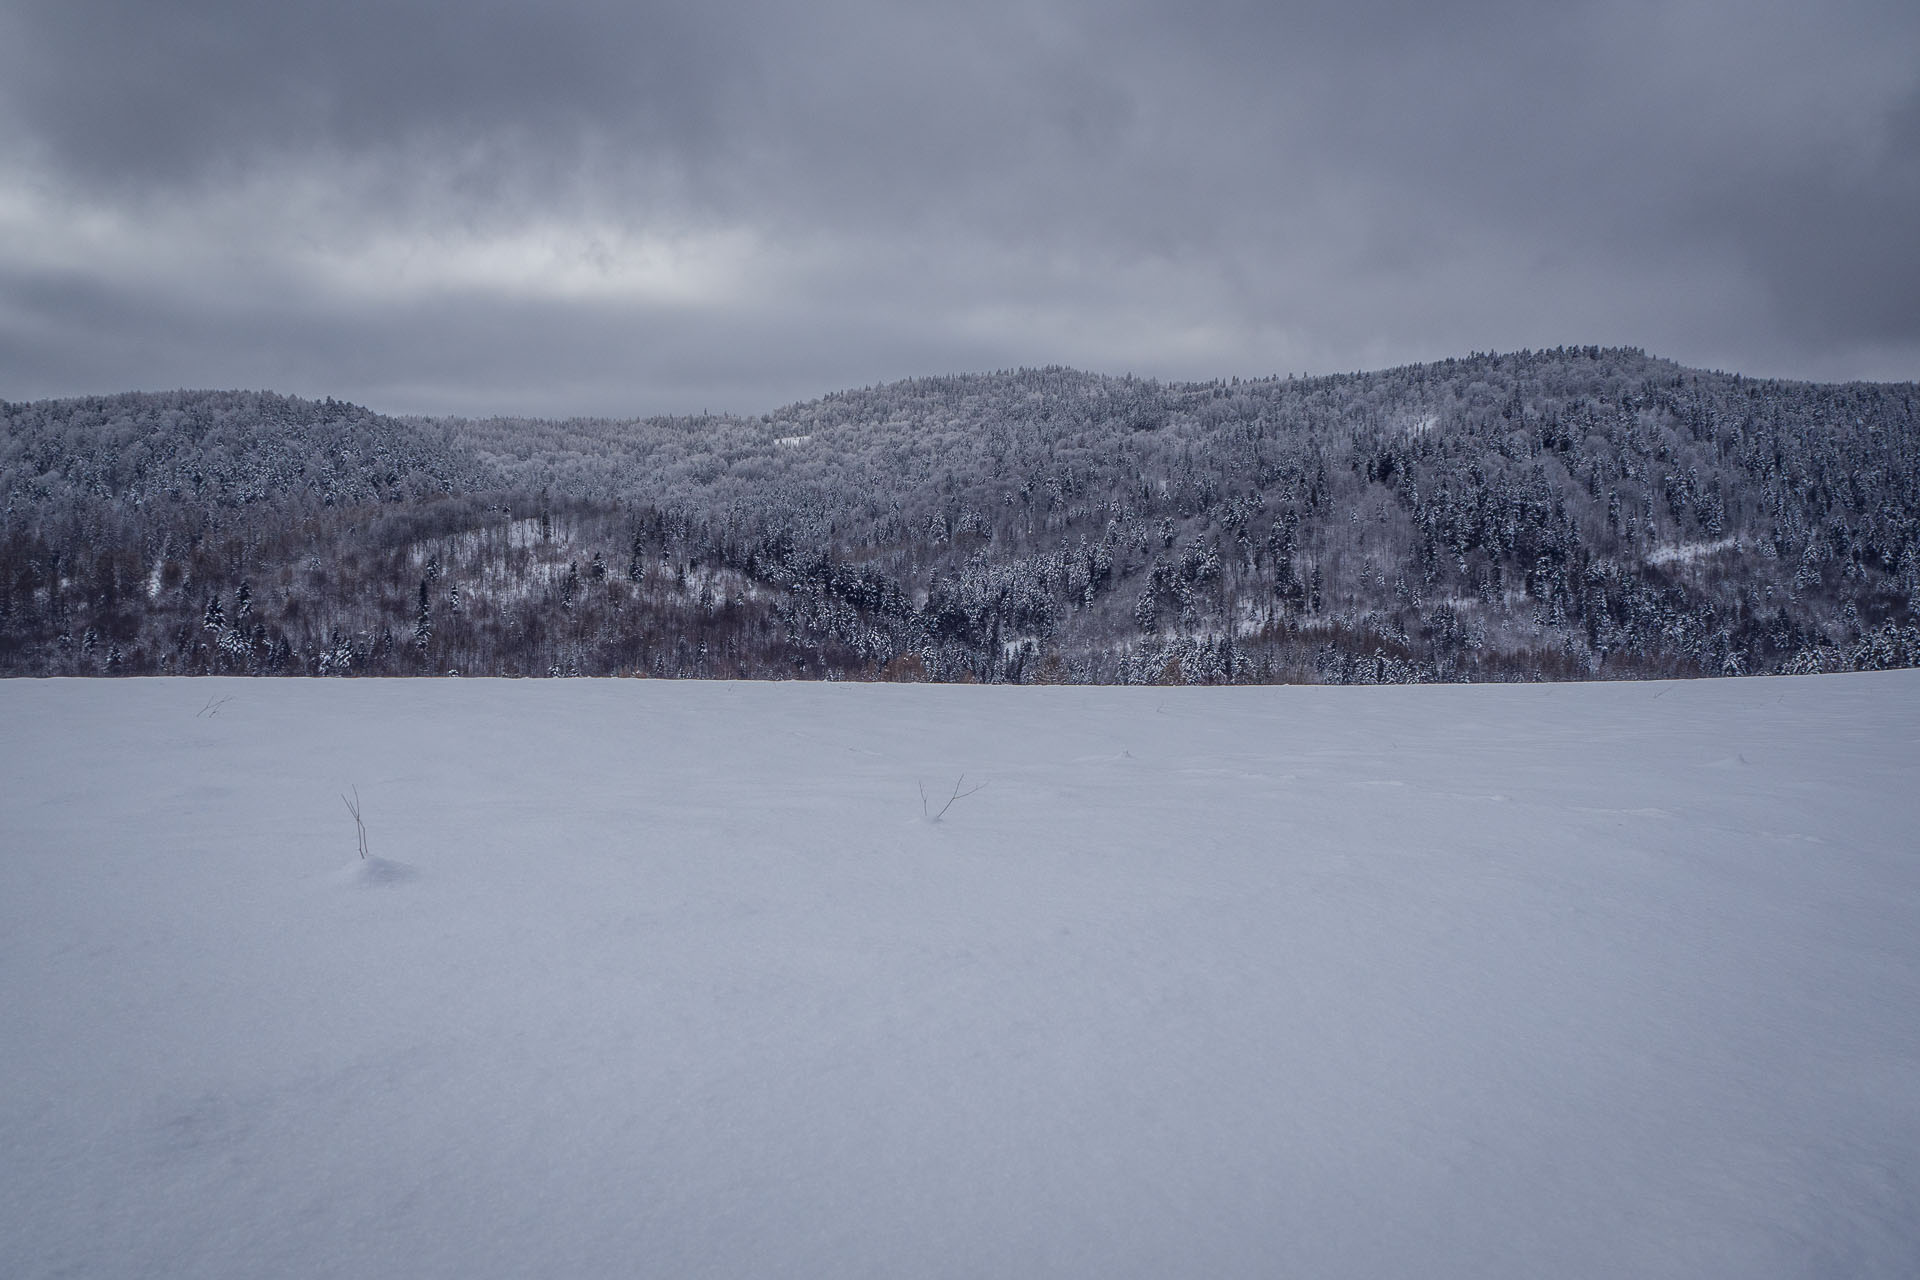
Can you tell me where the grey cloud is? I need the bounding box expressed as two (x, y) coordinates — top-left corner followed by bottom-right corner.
(1729, 81), (1920, 346)
(1, 0), (1916, 414)
(1, 1), (743, 183)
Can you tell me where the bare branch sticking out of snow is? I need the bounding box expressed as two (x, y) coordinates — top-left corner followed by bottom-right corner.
(920, 774), (986, 823)
(342, 787), (368, 860)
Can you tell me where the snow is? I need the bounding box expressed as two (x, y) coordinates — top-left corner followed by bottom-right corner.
(4, 673), (1919, 1279)
(330, 855), (417, 887)
(1648, 536), (1740, 566)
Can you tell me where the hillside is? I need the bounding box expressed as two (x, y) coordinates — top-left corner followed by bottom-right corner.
(5, 348), (1918, 680)
(4, 673), (1918, 1277)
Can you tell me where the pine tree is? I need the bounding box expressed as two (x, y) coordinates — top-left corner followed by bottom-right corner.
(414, 579), (432, 651)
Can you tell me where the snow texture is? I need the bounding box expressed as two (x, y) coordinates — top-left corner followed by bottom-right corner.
(3, 674), (1919, 1278)
(1647, 537), (1741, 566)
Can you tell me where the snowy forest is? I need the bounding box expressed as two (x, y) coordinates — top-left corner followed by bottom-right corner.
(4, 346), (1918, 682)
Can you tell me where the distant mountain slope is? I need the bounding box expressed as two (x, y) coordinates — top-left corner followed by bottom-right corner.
(2, 389), (500, 512)
(5, 349), (1918, 680)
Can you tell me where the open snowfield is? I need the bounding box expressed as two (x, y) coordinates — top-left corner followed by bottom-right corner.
(4, 674), (1919, 1279)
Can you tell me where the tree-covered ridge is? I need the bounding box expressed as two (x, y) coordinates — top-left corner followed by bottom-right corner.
(3, 389), (498, 512)
(4, 348), (1918, 681)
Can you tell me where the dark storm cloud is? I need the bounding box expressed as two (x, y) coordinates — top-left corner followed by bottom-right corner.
(1, 0), (1915, 415)
(1, 0), (739, 182)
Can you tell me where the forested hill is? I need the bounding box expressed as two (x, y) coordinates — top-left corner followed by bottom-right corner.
(5, 347), (1918, 682)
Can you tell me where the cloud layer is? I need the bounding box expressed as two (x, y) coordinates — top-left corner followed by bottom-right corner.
(3, 0), (1916, 415)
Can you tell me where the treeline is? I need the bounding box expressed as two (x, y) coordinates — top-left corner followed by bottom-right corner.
(4, 348), (1918, 682)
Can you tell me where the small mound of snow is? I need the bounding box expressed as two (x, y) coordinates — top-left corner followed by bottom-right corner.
(331, 856), (416, 887)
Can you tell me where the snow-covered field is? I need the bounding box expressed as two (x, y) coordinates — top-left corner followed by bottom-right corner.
(4, 674), (1918, 1279)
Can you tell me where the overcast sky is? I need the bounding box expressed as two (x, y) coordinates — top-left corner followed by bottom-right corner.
(2, 0), (1916, 417)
